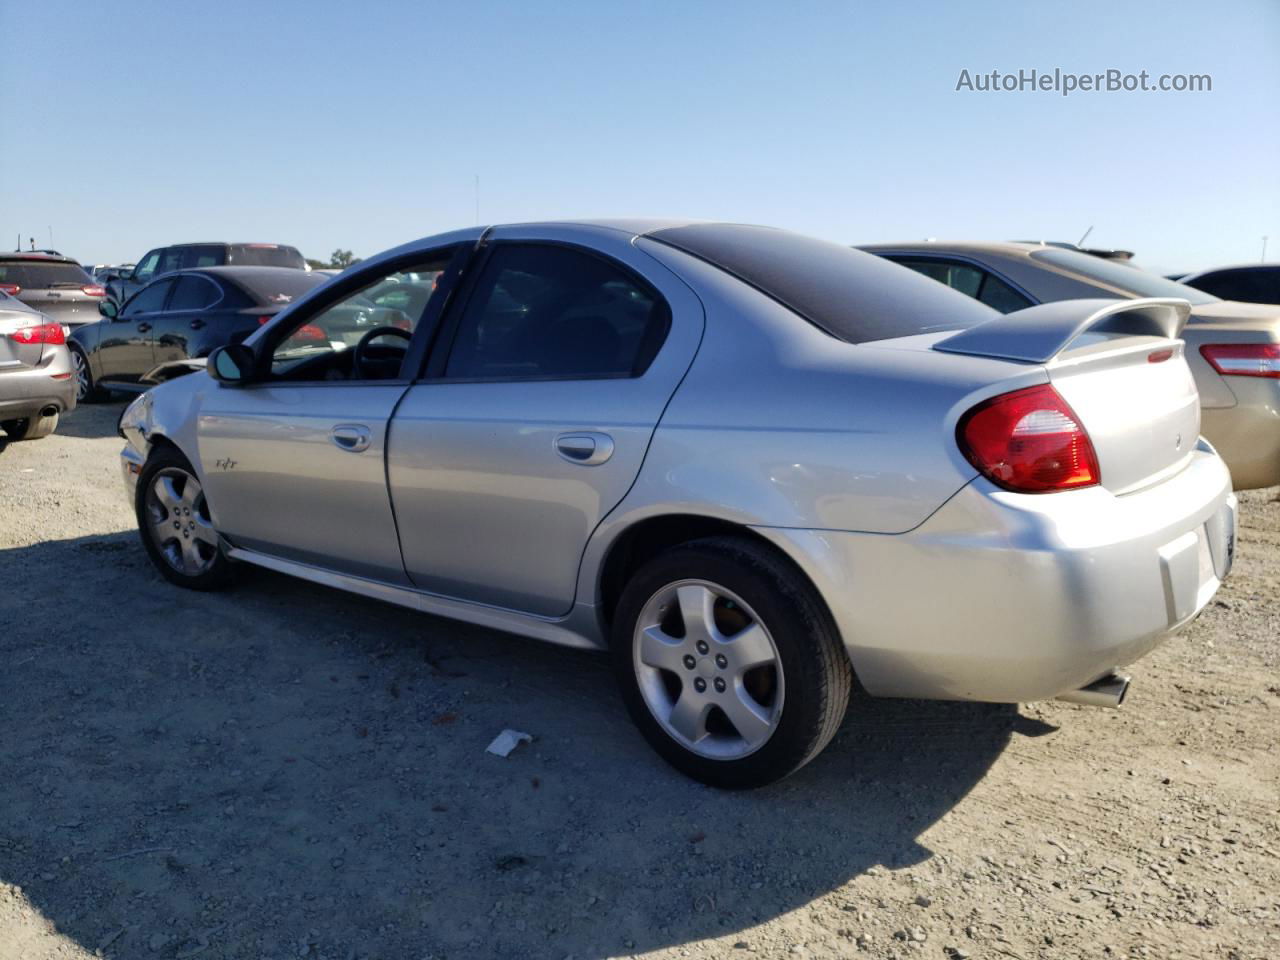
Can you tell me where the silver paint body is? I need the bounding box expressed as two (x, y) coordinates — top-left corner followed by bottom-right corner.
(861, 242), (1280, 489)
(119, 221), (1235, 703)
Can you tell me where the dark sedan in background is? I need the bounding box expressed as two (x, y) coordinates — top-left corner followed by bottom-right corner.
(69, 266), (328, 401)
(1177, 264), (1280, 305)
(106, 242), (308, 306)
(0, 253), (106, 333)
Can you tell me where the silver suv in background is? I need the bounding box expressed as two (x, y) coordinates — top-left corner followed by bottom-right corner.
(106, 243), (308, 306)
(0, 291), (76, 449)
(0, 253), (107, 334)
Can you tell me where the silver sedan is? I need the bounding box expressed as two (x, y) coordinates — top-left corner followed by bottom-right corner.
(118, 221), (1236, 787)
(862, 242), (1280, 490)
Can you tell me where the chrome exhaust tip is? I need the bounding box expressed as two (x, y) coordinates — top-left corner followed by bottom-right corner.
(1056, 672), (1130, 708)
(40, 405), (59, 419)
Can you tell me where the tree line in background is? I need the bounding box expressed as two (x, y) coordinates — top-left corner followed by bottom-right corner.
(305, 249), (361, 271)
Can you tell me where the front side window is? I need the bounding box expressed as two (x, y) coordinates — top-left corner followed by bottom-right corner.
(444, 244), (669, 380)
(157, 248), (185, 276)
(123, 279), (174, 316)
(268, 255), (450, 380)
(168, 275), (221, 311)
(181, 245), (224, 269)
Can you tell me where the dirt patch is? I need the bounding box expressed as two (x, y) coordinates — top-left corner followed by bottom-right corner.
(1, 402), (1277, 959)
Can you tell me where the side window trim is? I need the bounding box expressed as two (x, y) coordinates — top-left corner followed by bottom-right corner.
(420, 239), (673, 384)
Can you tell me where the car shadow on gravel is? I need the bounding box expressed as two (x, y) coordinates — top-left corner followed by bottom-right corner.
(52, 399), (129, 440)
(0, 532), (1037, 959)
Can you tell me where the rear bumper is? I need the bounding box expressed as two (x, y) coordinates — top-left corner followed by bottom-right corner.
(1200, 377), (1280, 490)
(0, 352), (77, 422)
(754, 447), (1235, 703)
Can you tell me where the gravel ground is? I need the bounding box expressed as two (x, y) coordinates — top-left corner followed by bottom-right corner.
(1, 401), (1277, 960)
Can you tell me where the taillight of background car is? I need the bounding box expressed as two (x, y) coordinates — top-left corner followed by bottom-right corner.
(957, 383), (1100, 493)
(1199, 344), (1280, 379)
(8, 322), (67, 345)
(0, 283), (20, 296)
(258, 315), (326, 341)
(81, 284), (106, 298)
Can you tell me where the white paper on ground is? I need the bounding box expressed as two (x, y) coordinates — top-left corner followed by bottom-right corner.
(485, 729), (533, 758)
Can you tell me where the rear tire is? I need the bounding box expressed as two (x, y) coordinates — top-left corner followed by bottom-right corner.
(71, 345), (109, 402)
(1, 410), (59, 442)
(611, 536), (851, 789)
(136, 446), (233, 591)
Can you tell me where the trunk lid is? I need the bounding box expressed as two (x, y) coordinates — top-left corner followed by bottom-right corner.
(936, 298), (1202, 495)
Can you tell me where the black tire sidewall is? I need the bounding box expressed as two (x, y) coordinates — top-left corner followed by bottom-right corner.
(611, 539), (848, 789)
(135, 447), (232, 591)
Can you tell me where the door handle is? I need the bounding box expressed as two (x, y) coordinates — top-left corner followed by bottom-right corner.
(330, 423), (372, 453)
(136, 322), (152, 333)
(189, 318), (206, 329)
(555, 432), (614, 466)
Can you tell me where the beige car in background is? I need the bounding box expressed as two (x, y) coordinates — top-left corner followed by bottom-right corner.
(861, 242), (1280, 490)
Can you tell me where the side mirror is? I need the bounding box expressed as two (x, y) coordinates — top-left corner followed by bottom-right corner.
(208, 343), (256, 385)
(98, 300), (119, 320)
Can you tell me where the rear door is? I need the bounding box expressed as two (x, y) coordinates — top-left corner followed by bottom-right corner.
(387, 228), (703, 617)
(152, 274), (224, 365)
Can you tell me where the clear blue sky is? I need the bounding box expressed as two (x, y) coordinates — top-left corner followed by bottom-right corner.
(3, 0), (1277, 274)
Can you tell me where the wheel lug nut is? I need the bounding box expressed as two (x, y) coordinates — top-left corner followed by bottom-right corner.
(693, 678), (707, 693)
(682, 655), (696, 670)
(715, 654), (728, 669)
(714, 677), (726, 693)
(695, 640), (709, 655)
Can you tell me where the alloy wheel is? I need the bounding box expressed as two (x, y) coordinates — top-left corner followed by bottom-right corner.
(632, 579), (784, 759)
(71, 348), (90, 401)
(144, 467), (219, 576)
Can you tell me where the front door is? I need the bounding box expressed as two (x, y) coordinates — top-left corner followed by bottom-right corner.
(387, 232), (704, 617)
(196, 250), (461, 583)
(98, 277), (173, 380)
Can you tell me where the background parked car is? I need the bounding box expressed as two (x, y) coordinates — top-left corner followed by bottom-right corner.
(106, 242), (308, 305)
(0, 291), (76, 449)
(0, 252), (106, 333)
(70, 266), (328, 401)
(860, 241), (1280, 490)
(1176, 264), (1280, 305)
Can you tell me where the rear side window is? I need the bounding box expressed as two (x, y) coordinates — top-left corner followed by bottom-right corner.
(647, 224), (994, 343)
(227, 244), (307, 269)
(168, 275), (221, 311)
(977, 272), (1033, 313)
(158, 248), (185, 276)
(443, 244), (670, 380)
(0, 261), (92, 287)
(1186, 267), (1280, 304)
(892, 258), (984, 298)
(182, 245), (225, 269)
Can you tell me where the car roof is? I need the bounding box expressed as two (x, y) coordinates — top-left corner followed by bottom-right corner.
(160, 241), (300, 249)
(1179, 263), (1280, 279)
(0, 252), (80, 264)
(172, 265), (323, 280)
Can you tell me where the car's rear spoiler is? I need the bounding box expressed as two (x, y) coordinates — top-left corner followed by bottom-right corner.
(934, 297), (1191, 364)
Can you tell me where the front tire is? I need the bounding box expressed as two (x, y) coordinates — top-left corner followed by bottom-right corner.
(612, 537), (851, 788)
(136, 446), (233, 590)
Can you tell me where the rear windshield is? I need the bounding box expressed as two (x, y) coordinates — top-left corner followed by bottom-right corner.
(232, 270), (328, 305)
(646, 223), (995, 343)
(1031, 248), (1220, 306)
(0, 260), (93, 287)
(226, 245), (307, 269)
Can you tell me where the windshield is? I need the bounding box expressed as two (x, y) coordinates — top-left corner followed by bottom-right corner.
(226, 245), (307, 270)
(647, 223), (995, 343)
(1031, 248), (1220, 306)
(0, 261), (93, 288)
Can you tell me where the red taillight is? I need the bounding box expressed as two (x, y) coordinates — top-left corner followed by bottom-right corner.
(0, 283), (20, 295)
(81, 284), (106, 298)
(295, 324), (326, 342)
(957, 384), (1100, 493)
(1199, 343), (1280, 379)
(9, 322), (66, 346)
(257, 315), (273, 325)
